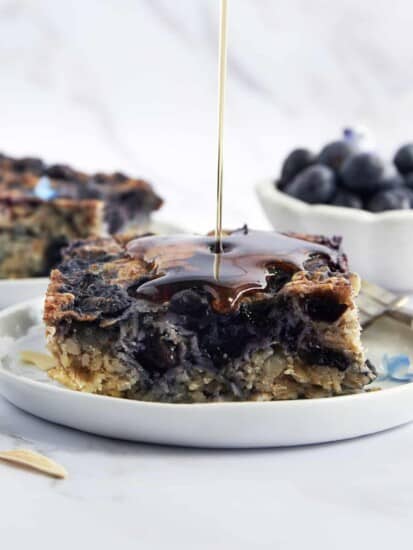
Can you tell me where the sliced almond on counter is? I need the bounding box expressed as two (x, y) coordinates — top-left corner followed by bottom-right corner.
(20, 351), (56, 371)
(0, 449), (67, 479)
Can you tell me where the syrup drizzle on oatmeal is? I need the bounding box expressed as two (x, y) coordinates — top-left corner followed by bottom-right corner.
(214, 0), (228, 255)
(126, 229), (337, 313)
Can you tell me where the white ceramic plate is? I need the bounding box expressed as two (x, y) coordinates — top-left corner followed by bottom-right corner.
(1, 298), (413, 448)
(0, 219), (184, 310)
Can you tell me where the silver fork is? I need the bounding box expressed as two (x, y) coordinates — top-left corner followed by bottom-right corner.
(358, 280), (410, 329)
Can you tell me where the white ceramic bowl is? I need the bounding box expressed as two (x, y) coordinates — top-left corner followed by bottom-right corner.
(256, 179), (413, 293)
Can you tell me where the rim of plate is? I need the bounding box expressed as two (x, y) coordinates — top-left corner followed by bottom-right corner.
(0, 297), (412, 410)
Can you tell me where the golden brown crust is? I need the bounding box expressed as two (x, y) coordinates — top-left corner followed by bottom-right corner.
(282, 270), (355, 306)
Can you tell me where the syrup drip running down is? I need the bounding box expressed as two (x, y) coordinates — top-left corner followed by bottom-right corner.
(126, 229), (337, 313)
(214, 0), (228, 265)
(215, 0), (228, 254)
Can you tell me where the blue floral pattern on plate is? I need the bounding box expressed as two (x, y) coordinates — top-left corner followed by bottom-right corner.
(377, 354), (413, 383)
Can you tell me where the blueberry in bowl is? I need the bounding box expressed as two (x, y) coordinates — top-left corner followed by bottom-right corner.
(283, 165), (337, 204)
(331, 189), (363, 209)
(318, 140), (356, 171)
(366, 188), (412, 212)
(256, 129), (413, 292)
(394, 144), (413, 175)
(340, 152), (387, 196)
(279, 148), (316, 188)
(275, 131), (413, 212)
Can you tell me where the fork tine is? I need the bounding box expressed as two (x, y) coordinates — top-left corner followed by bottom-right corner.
(358, 293), (388, 316)
(358, 280), (409, 328)
(360, 280), (400, 305)
(358, 295), (391, 328)
(358, 310), (372, 327)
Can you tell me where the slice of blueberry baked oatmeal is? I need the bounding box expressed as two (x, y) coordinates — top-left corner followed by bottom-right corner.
(0, 153), (162, 278)
(44, 227), (376, 402)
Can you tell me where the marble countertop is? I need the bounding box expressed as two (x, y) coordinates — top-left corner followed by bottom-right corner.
(2, 0), (413, 231)
(2, 394), (413, 549)
(1, 0), (413, 547)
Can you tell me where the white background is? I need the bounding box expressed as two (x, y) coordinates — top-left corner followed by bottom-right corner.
(2, 0), (413, 230)
(1, 1), (413, 547)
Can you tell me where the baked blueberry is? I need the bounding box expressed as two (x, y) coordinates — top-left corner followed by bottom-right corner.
(394, 144), (413, 175)
(113, 172), (128, 182)
(340, 152), (385, 195)
(13, 157), (44, 174)
(46, 164), (75, 180)
(280, 148), (315, 184)
(169, 289), (209, 315)
(331, 189), (363, 209)
(318, 140), (355, 172)
(284, 165), (336, 204)
(366, 188), (412, 212)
